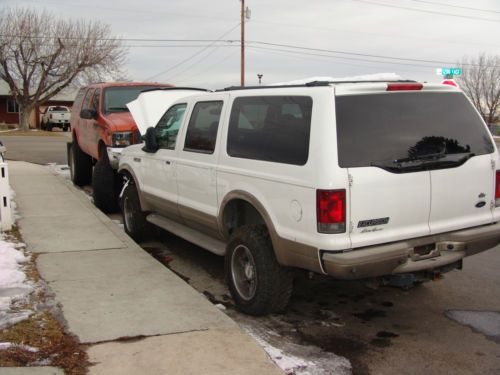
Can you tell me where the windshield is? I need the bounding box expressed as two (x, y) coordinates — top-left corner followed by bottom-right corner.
(50, 106), (69, 112)
(102, 86), (165, 114)
(335, 92), (494, 171)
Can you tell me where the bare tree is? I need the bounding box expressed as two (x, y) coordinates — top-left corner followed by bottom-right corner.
(0, 8), (127, 131)
(457, 53), (500, 125)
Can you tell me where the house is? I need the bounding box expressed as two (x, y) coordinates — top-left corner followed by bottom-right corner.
(0, 80), (77, 128)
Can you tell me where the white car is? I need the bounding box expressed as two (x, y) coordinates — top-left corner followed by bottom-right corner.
(41, 105), (71, 131)
(119, 81), (500, 315)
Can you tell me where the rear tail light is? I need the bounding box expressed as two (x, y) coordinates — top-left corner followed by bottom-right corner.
(495, 170), (500, 207)
(386, 83), (423, 91)
(317, 189), (346, 233)
(441, 79), (458, 87)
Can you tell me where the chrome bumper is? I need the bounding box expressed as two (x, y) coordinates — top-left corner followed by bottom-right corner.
(106, 147), (123, 169)
(321, 222), (500, 279)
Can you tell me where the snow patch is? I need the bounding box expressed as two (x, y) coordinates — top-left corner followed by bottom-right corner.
(270, 73), (403, 86)
(0, 342), (39, 352)
(243, 325), (351, 375)
(47, 163), (71, 179)
(446, 310), (500, 343)
(0, 234), (34, 329)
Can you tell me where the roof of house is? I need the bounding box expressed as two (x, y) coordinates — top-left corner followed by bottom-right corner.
(0, 80), (78, 102)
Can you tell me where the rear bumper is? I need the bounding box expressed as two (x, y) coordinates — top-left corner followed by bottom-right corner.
(321, 222), (500, 279)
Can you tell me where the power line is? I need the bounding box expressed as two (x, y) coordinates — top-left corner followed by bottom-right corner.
(249, 41), (500, 67)
(247, 46), (434, 74)
(144, 23), (240, 81)
(407, 0), (500, 14)
(350, 0), (500, 22)
(247, 45), (438, 69)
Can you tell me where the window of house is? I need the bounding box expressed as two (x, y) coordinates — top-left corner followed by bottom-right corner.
(184, 101), (223, 154)
(6, 99), (20, 113)
(155, 104), (187, 150)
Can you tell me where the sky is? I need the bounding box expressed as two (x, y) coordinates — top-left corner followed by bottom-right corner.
(2, 0), (500, 89)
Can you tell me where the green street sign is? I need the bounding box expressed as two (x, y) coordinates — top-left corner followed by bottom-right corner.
(440, 68), (462, 76)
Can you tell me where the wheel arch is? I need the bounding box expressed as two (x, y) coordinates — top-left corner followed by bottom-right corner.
(118, 164), (151, 211)
(219, 190), (288, 265)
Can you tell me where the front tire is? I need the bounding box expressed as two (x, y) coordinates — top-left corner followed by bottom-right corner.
(69, 141), (92, 186)
(92, 158), (120, 213)
(225, 225), (293, 316)
(121, 180), (150, 242)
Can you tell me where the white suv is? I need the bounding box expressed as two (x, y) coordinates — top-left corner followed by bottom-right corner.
(119, 82), (500, 315)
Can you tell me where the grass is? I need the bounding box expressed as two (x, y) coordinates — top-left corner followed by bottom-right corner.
(0, 226), (89, 374)
(0, 129), (65, 137)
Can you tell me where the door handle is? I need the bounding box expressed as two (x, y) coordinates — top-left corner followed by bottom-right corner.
(165, 160), (171, 165)
(133, 157), (141, 163)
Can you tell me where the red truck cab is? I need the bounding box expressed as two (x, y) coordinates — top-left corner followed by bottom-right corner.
(69, 82), (172, 212)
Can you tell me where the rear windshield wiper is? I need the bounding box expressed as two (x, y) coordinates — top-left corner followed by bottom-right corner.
(371, 152), (475, 173)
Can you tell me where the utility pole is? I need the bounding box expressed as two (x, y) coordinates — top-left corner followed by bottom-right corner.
(240, 0), (245, 87)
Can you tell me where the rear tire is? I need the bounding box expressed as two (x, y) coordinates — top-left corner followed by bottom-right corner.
(121, 180), (150, 242)
(225, 225), (293, 316)
(46, 123), (53, 131)
(69, 141), (92, 186)
(92, 158), (120, 213)
(63, 125), (69, 132)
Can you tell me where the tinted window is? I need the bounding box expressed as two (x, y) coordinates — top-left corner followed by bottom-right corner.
(184, 101), (223, 154)
(103, 86), (165, 114)
(81, 89), (95, 111)
(227, 96), (312, 165)
(156, 104), (187, 150)
(49, 106), (69, 112)
(73, 88), (87, 113)
(90, 89), (100, 112)
(336, 92), (494, 168)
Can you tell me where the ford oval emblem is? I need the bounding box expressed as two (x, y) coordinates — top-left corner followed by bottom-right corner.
(475, 201), (486, 208)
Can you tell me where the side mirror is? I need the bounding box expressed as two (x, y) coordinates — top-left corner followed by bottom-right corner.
(143, 127), (158, 153)
(80, 108), (97, 120)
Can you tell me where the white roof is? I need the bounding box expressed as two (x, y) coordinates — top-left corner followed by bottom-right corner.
(269, 73), (403, 86)
(0, 80), (78, 102)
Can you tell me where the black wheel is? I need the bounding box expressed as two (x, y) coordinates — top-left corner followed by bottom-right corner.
(225, 225), (293, 316)
(69, 141), (92, 186)
(121, 180), (151, 242)
(92, 158), (120, 213)
(63, 125), (69, 132)
(46, 123), (53, 131)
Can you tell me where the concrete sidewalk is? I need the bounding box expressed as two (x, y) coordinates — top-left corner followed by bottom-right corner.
(8, 161), (283, 374)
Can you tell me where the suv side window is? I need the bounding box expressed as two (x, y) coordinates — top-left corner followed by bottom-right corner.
(227, 96), (312, 165)
(155, 103), (187, 150)
(184, 101), (223, 154)
(73, 88), (87, 113)
(90, 89), (100, 113)
(81, 88), (95, 112)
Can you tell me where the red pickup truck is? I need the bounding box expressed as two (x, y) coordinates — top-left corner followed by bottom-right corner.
(68, 82), (172, 212)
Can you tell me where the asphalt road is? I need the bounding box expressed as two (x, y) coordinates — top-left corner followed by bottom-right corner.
(1, 131), (71, 165)
(3, 134), (500, 374)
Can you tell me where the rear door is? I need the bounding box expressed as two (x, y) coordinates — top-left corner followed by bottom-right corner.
(335, 90), (431, 249)
(424, 94), (495, 234)
(335, 88), (495, 249)
(176, 96), (227, 239)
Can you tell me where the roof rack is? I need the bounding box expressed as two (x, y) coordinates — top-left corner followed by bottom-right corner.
(218, 80), (417, 92)
(140, 87), (211, 93)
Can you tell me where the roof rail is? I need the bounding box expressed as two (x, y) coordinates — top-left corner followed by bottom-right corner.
(140, 87), (210, 93)
(218, 80), (417, 92)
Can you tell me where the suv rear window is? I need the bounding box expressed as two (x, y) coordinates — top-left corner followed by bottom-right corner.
(336, 92), (494, 168)
(227, 96), (312, 165)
